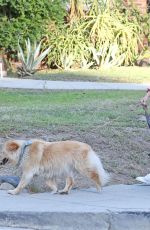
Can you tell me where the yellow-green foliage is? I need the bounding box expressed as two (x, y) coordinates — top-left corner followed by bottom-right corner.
(45, 24), (91, 69)
(45, 0), (145, 69)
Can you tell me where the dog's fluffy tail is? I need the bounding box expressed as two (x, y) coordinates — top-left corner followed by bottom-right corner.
(88, 150), (110, 186)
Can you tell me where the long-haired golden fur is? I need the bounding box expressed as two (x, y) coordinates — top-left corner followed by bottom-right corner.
(2, 139), (109, 195)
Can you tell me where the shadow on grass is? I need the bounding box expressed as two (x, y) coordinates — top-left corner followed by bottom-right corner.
(7, 67), (150, 83)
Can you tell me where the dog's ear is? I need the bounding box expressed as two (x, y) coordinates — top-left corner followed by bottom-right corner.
(6, 141), (19, 151)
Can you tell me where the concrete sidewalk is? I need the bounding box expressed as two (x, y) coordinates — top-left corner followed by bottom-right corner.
(0, 184), (150, 229)
(0, 78), (150, 90)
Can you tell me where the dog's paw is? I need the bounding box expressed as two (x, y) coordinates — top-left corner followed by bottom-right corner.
(7, 189), (18, 195)
(58, 190), (69, 195)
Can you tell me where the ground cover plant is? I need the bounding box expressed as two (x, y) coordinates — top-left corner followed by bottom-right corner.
(0, 89), (150, 191)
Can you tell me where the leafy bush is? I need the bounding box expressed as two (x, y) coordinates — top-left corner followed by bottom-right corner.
(0, 0), (66, 59)
(45, 24), (91, 69)
(0, 0), (149, 69)
(45, 0), (145, 68)
(82, 4), (142, 66)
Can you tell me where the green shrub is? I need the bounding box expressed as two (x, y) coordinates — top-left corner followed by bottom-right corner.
(45, 24), (91, 69)
(1, 0), (149, 69)
(45, 0), (145, 68)
(0, 0), (66, 59)
(82, 5), (142, 66)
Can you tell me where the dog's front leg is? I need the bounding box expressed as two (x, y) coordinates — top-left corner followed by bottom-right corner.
(8, 173), (33, 195)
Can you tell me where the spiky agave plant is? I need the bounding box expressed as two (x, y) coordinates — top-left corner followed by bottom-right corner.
(89, 42), (125, 68)
(17, 38), (50, 77)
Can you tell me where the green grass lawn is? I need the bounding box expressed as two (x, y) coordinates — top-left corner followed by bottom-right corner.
(9, 66), (150, 83)
(1, 89), (150, 186)
(0, 89), (146, 133)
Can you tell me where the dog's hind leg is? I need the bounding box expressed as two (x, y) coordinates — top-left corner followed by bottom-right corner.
(59, 176), (74, 195)
(78, 167), (102, 192)
(46, 179), (58, 194)
(88, 170), (102, 192)
(8, 172), (34, 195)
(76, 150), (109, 192)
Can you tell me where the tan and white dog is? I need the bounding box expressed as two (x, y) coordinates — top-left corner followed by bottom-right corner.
(2, 139), (109, 195)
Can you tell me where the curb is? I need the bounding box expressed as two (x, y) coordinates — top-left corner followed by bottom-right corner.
(1, 211), (150, 230)
(0, 185), (150, 229)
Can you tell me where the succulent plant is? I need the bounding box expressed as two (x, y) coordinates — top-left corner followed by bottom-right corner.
(17, 38), (50, 77)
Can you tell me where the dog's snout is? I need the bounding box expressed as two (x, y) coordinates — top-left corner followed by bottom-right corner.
(0, 158), (9, 165)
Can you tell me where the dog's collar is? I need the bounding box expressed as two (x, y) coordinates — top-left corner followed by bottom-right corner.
(16, 140), (32, 167)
